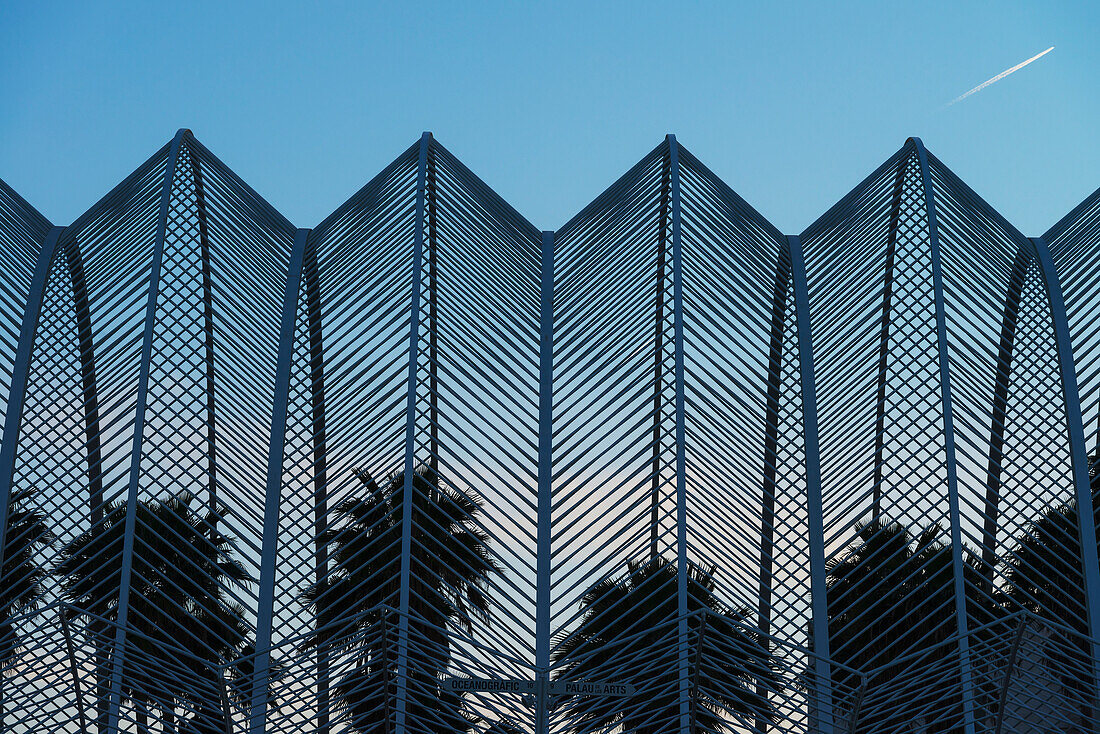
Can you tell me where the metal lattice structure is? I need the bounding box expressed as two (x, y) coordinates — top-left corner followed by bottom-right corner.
(1, 129), (1099, 734)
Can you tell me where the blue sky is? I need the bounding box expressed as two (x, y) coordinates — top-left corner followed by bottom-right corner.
(1, 1), (1096, 235)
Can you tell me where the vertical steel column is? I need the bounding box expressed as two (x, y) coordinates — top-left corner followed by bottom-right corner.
(395, 131), (432, 734)
(64, 234), (109, 729)
(666, 134), (691, 734)
(992, 616), (1027, 734)
(981, 247), (1029, 585)
(788, 233), (834, 734)
(218, 667), (234, 734)
(535, 230), (554, 734)
(427, 141), (439, 481)
(846, 678), (866, 734)
(64, 238), (104, 522)
(1031, 234), (1100, 706)
(106, 127), (187, 733)
(756, 248), (790, 734)
(651, 151), (671, 560)
(1095, 405), (1100, 461)
(304, 238), (330, 734)
(187, 153), (220, 515)
(59, 607), (90, 734)
(689, 614), (709, 730)
(872, 160), (907, 519)
(911, 137), (977, 734)
(252, 226), (312, 734)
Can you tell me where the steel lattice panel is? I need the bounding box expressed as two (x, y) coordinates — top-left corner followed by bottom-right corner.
(0, 130), (1099, 734)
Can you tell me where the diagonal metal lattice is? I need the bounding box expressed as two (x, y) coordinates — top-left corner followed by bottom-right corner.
(0, 131), (1098, 733)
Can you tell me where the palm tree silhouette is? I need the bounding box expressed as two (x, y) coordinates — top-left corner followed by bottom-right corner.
(480, 716), (525, 734)
(824, 519), (988, 733)
(1002, 450), (1100, 629)
(1, 487), (54, 671)
(0, 486), (53, 727)
(552, 556), (777, 734)
(54, 492), (251, 730)
(303, 465), (498, 733)
(1004, 500), (1093, 624)
(1001, 493), (1100, 722)
(175, 643), (284, 734)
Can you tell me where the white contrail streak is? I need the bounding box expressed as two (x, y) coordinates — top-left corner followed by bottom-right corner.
(948, 46), (1054, 106)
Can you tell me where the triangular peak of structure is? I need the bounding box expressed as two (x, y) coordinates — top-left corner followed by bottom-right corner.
(554, 136), (671, 245)
(311, 134), (423, 240)
(799, 139), (915, 246)
(675, 139), (785, 246)
(917, 138), (1031, 253)
(313, 132), (538, 242)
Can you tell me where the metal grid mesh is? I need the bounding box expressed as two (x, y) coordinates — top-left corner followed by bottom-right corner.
(0, 131), (1098, 734)
(0, 180), (48, 429)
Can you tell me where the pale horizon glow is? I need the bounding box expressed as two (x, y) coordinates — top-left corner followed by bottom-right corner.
(948, 46), (1055, 106)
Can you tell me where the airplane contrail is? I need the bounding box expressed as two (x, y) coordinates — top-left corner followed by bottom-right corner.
(948, 46), (1054, 106)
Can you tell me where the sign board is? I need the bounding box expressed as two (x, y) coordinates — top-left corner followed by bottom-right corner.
(444, 678), (537, 694)
(549, 681), (635, 696)
(443, 678), (635, 697)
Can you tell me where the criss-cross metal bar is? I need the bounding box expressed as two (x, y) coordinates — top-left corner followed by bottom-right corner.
(982, 246), (1030, 584)
(252, 226), (312, 734)
(0, 224), (60, 572)
(0, 132), (1098, 734)
(304, 234), (330, 734)
(872, 160), (907, 520)
(536, 229), (554, 734)
(0, 222), (61, 734)
(912, 136), (978, 734)
(651, 152), (671, 560)
(105, 127), (187, 733)
(61, 237), (104, 521)
(186, 151), (220, 515)
(58, 607), (90, 734)
(1032, 233), (1100, 709)
(756, 245), (790, 734)
(790, 233), (835, 734)
(993, 616), (1028, 734)
(395, 131), (431, 734)
(666, 133), (693, 734)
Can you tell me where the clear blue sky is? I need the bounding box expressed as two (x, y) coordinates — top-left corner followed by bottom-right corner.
(1, 1), (1096, 235)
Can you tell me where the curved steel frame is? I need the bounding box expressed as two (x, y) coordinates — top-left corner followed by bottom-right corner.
(0, 132), (1098, 734)
(1032, 234), (1100, 699)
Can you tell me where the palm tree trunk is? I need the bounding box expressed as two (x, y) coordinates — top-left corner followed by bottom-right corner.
(690, 614), (708, 732)
(137, 699), (151, 733)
